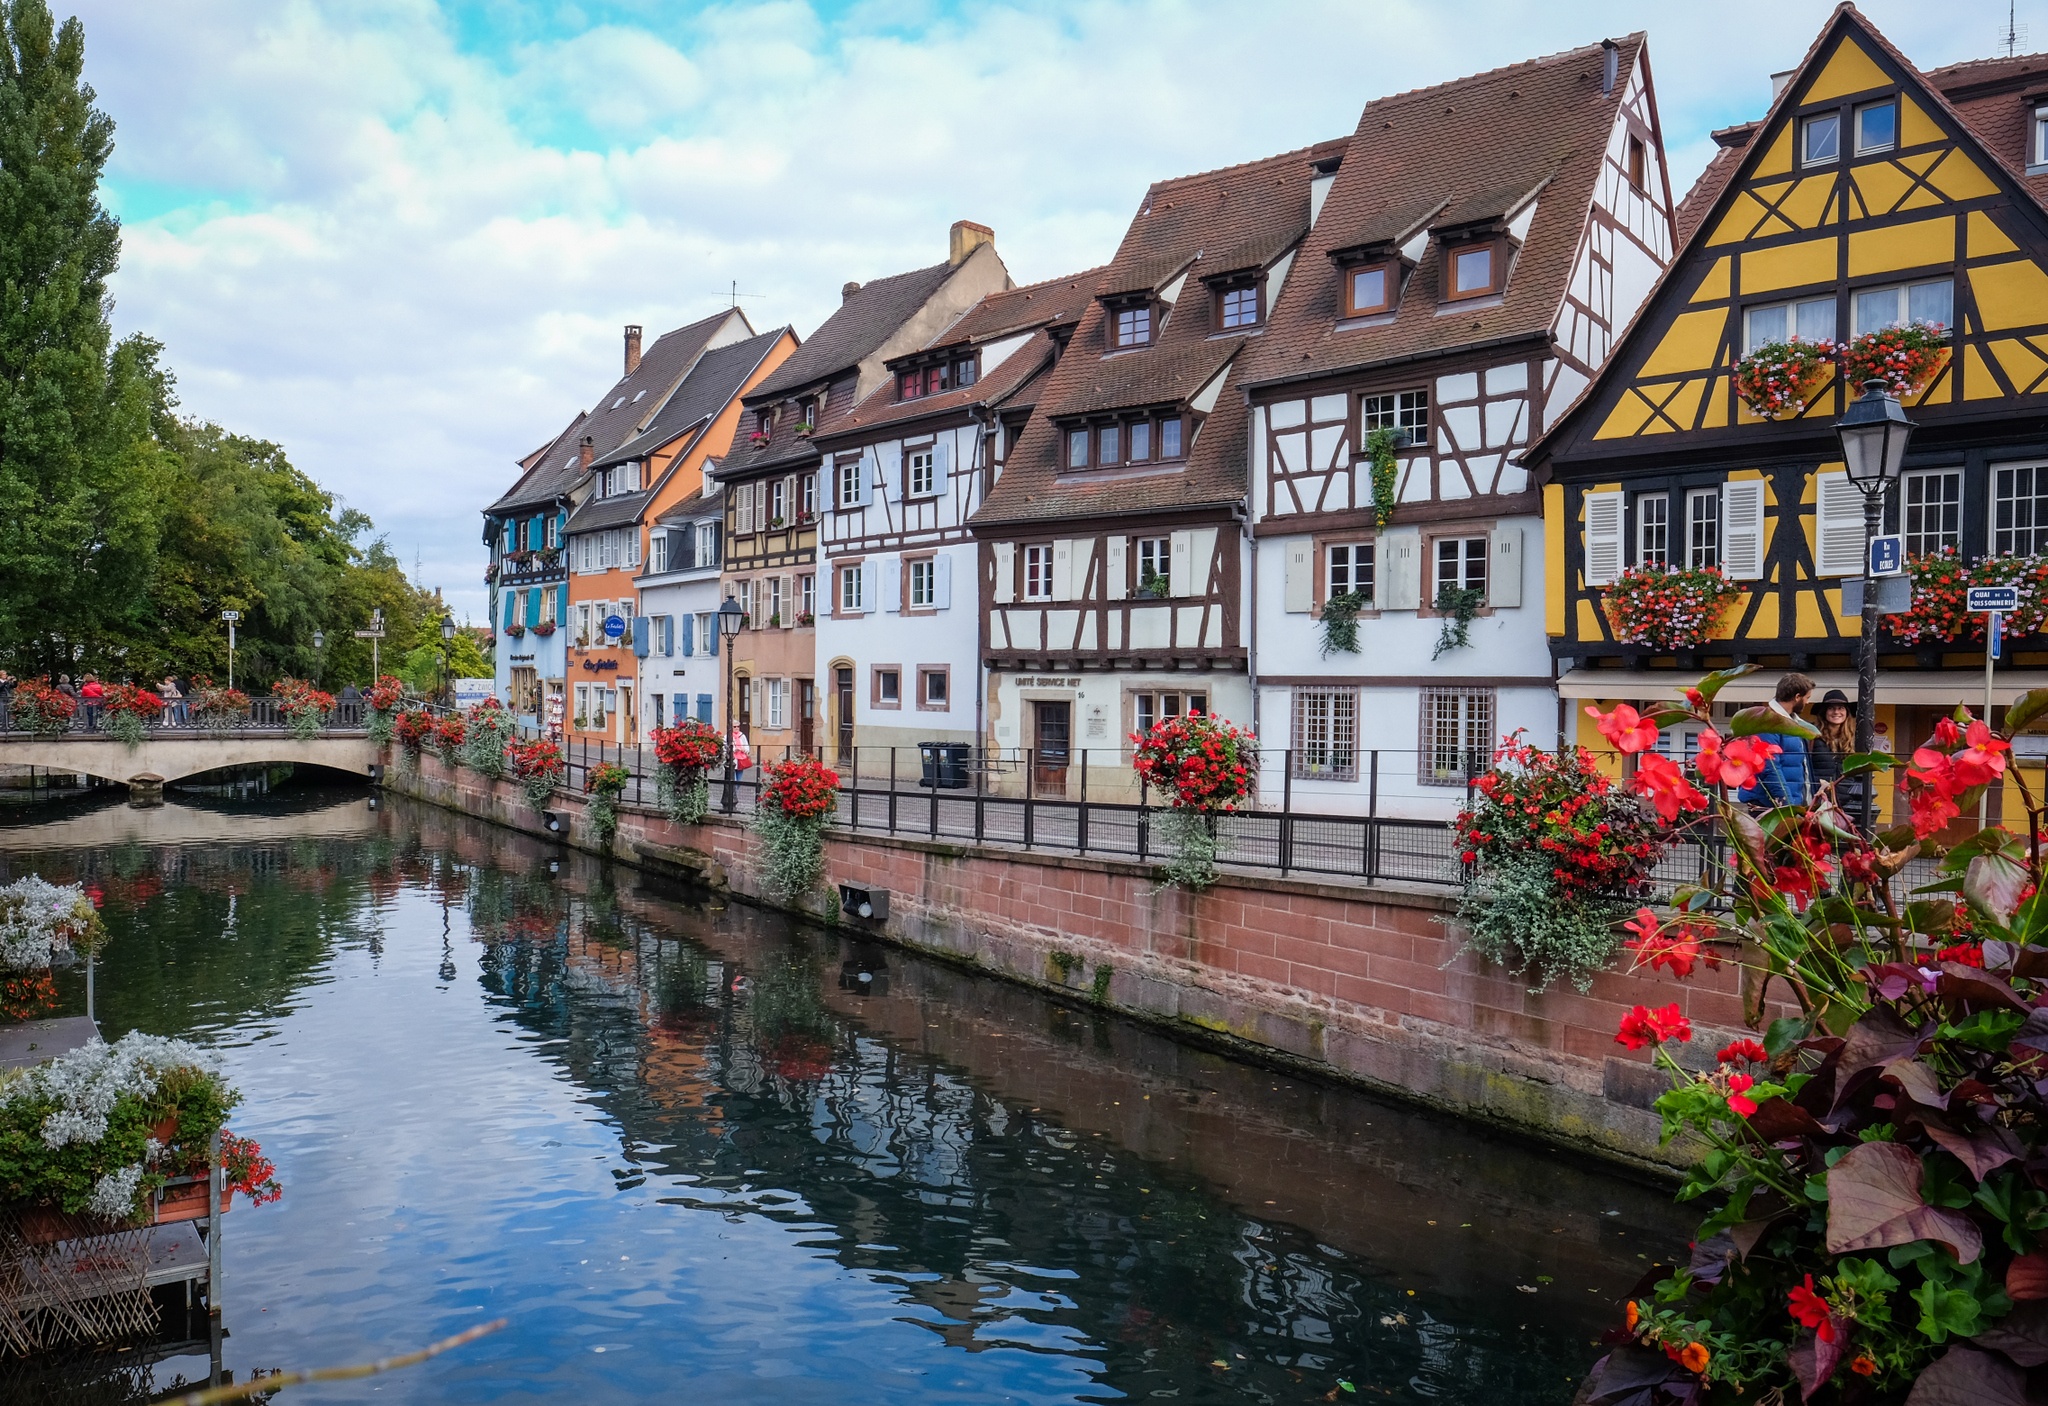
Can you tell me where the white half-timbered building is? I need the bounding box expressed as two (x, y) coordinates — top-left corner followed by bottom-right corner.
(1240, 35), (1677, 816)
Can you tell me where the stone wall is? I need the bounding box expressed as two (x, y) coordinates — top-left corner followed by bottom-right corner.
(388, 754), (1738, 1173)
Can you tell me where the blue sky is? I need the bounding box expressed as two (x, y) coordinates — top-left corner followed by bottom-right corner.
(63, 0), (2031, 618)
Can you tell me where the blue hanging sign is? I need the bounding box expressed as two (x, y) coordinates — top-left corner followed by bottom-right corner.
(603, 614), (625, 640)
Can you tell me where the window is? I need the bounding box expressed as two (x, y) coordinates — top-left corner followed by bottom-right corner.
(1292, 688), (1358, 780)
(898, 369), (922, 400)
(919, 667), (949, 709)
(1627, 135), (1647, 190)
(1137, 537), (1171, 596)
(768, 575), (785, 625)
(770, 478), (788, 525)
(1434, 536), (1487, 601)
(1345, 264), (1392, 317)
(801, 472), (817, 518)
(909, 558), (935, 608)
(1903, 468), (1963, 556)
(1802, 112), (1840, 165)
(1687, 489), (1720, 570)
(755, 410), (772, 439)
(574, 603), (592, 644)
(1134, 691), (1207, 737)
(1854, 99), (1897, 155)
(1067, 428), (1089, 468)
(697, 522), (720, 566)
(2036, 106), (2048, 168)
(839, 564), (864, 612)
(1448, 244), (1496, 299)
(1362, 388), (1430, 439)
(547, 517), (560, 549)
(907, 448), (935, 497)
(767, 678), (788, 729)
(1024, 544), (1054, 600)
(1853, 278), (1954, 336)
(735, 675), (751, 729)
(574, 684), (589, 723)
(649, 533), (668, 573)
(1160, 417), (1183, 459)
(1327, 542), (1374, 603)
(800, 574), (815, 619)
(1129, 420), (1152, 462)
(695, 612), (711, 656)
(1220, 282), (1259, 328)
(1098, 424), (1120, 465)
(541, 589), (557, 624)
(1114, 305), (1152, 347)
(501, 523), (515, 555)
(1420, 687), (1494, 786)
(875, 668), (901, 706)
(1637, 493), (1669, 568)
(838, 458), (864, 509)
(1744, 296), (1834, 351)
(1995, 463), (2048, 555)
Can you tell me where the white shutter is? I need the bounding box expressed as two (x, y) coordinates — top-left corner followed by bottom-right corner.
(855, 563), (872, 614)
(1105, 537), (1128, 600)
(1814, 471), (1864, 577)
(883, 449), (902, 504)
(1488, 527), (1523, 608)
(1283, 537), (1313, 613)
(1052, 539), (1076, 601)
(880, 556), (901, 612)
(1723, 479), (1767, 581)
(935, 440), (951, 494)
(1169, 529), (1193, 597)
(1583, 489), (1624, 587)
(934, 552), (952, 609)
(1383, 527), (1421, 610)
(736, 486), (754, 534)
(993, 542), (1015, 603)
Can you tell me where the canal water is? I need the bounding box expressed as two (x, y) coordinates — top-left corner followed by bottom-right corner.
(0, 786), (1691, 1404)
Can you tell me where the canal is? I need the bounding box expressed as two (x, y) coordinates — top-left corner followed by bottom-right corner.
(0, 785), (1691, 1404)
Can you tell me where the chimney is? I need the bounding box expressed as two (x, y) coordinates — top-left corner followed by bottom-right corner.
(1770, 67), (1797, 100)
(842, 281), (862, 302)
(579, 435), (594, 470)
(1600, 39), (1618, 95)
(623, 324), (643, 375)
(950, 220), (995, 266)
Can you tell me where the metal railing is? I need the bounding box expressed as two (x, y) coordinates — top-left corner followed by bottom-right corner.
(0, 696), (370, 735)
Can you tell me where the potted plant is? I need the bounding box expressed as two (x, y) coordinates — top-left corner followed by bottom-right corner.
(96, 683), (163, 748)
(532, 620), (556, 637)
(796, 422), (815, 438)
(190, 678), (250, 736)
(753, 756), (839, 899)
(651, 720), (722, 825)
(1733, 336), (1837, 419)
(586, 760), (631, 846)
(0, 876), (106, 1024)
(484, 563), (498, 583)
(539, 547), (561, 568)
(748, 430), (770, 447)
(392, 707), (434, 771)
(504, 623), (525, 639)
(1137, 569), (1170, 600)
(9, 678), (76, 737)
(769, 515), (785, 528)
(1602, 564), (1743, 653)
(270, 678), (336, 740)
(458, 698), (516, 778)
(364, 674), (406, 744)
(767, 612), (782, 628)
(1362, 425), (1405, 528)
(1841, 321), (1951, 399)
(1131, 713), (1259, 889)
(507, 736), (564, 810)
(432, 711), (466, 766)
(796, 611), (815, 628)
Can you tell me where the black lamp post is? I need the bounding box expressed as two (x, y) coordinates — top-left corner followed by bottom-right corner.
(718, 597), (746, 812)
(1836, 378), (1916, 823)
(439, 613), (457, 706)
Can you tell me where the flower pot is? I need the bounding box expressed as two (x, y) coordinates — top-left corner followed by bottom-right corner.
(153, 1179), (231, 1225)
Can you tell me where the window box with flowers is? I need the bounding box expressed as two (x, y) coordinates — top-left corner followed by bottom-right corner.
(1840, 322), (1950, 399)
(504, 623), (525, 639)
(531, 620), (556, 637)
(539, 547), (561, 568)
(795, 611), (815, 628)
(1602, 565), (1744, 652)
(1885, 548), (2048, 647)
(1732, 338), (1837, 420)
(9, 678), (75, 737)
(748, 431), (770, 447)
(651, 720), (722, 824)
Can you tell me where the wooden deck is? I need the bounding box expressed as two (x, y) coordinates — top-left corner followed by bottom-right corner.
(0, 1017), (96, 1072)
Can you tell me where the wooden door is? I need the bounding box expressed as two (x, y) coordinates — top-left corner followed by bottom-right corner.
(799, 680), (816, 757)
(836, 667), (855, 762)
(1033, 701), (1071, 797)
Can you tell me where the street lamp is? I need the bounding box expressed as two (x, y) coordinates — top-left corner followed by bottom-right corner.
(1836, 378), (1916, 824)
(440, 613), (457, 706)
(718, 597), (746, 812)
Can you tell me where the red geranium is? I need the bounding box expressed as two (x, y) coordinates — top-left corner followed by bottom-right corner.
(365, 674), (406, 713)
(1615, 1003), (1692, 1051)
(760, 756), (839, 820)
(393, 708), (435, 753)
(1130, 713), (1259, 812)
(8, 677), (76, 736)
(652, 720), (722, 774)
(101, 683), (165, 719)
(507, 738), (563, 784)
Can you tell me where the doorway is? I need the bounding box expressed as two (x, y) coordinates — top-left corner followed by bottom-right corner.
(1033, 700), (1071, 797)
(836, 667), (855, 763)
(799, 679), (816, 757)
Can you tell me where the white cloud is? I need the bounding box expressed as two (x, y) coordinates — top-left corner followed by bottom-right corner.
(61, 0), (2015, 617)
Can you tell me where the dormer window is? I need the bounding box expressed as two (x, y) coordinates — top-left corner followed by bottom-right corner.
(1063, 413), (1185, 469)
(1446, 242), (1499, 300)
(1114, 305), (1152, 348)
(2034, 105), (2048, 169)
(1801, 111), (1840, 166)
(1067, 428), (1090, 467)
(1218, 280), (1260, 329)
(754, 411), (772, 440)
(1854, 99), (1897, 155)
(1344, 263), (1394, 317)
(896, 356), (980, 401)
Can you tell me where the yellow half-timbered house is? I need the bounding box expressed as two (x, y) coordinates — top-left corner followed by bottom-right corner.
(1528, 5), (2048, 815)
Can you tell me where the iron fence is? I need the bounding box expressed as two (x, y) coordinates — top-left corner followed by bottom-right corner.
(0, 696), (370, 735)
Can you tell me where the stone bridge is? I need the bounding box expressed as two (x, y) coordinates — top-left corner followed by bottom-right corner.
(0, 730), (382, 793)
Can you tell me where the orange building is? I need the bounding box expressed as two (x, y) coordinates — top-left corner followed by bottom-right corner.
(561, 313), (796, 745)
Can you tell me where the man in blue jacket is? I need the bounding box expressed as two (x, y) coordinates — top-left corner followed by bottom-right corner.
(1736, 672), (1814, 807)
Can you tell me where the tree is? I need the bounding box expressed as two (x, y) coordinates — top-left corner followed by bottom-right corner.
(0, 1), (164, 675)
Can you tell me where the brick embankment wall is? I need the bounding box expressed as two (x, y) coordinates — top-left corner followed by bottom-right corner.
(388, 754), (1737, 1174)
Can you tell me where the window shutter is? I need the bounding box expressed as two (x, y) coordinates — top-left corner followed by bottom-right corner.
(708, 617), (718, 656)
(1105, 537), (1128, 600)
(782, 575), (795, 624)
(526, 589), (541, 626)
(881, 556), (901, 612)
(1052, 539), (1076, 601)
(934, 553), (952, 609)
(858, 563), (874, 613)
(1283, 537), (1313, 613)
(1723, 479), (1768, 581)
(1582, 489), (1625, 587)
(993, 542), (1015, 604)
(736, 486), (753, 534)
(1814, 471), (1864, 577)
(1169, 530), (1194, 597)
(1382, 527), (1421, 610)
(558, 585), (568, 623)
(935, 439), (951, 492)
(884, 449), (902, 504)
(627, 530), (641, 568)
(1488, 527), (1523, 608)
(681, 615), (694, 657)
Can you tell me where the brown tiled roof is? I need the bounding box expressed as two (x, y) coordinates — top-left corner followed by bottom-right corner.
(1674, 139), (1746, 249)
(977, 143), (1340, 526)
(1325, 196), (1449, 258)
(1241, 34), (1653, 394)
(600, 328), (792, 467)
(748, 261), (957, 399)
(487, 412), (587, 518)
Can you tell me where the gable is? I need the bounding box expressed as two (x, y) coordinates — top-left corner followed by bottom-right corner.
(1549, 17), (2048, 458)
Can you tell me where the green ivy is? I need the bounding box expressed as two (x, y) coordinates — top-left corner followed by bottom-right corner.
(1363, 426), (1402, 528)
(1319, 591), (1365, 656)
(1432, 584), (1485, 660)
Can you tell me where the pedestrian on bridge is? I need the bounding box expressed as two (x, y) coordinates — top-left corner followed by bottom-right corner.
(160, 676), (185, 726)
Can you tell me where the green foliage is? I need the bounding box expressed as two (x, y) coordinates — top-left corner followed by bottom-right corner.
(656, 768), (709, 826)
(1456, 858), (1633, 993)
(1090, 962), (1114, 1004)
(398, 630), (490, 696)
(1431, 584), (1485, 660)
(1319, 591), (1365, 656)
(752, 807), (826, 901)
(1362, 426), (1401, 528)
(1156, 808), (1221, 890)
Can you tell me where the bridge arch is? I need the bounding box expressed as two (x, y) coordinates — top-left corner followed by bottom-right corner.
(1, 734), (382, 789)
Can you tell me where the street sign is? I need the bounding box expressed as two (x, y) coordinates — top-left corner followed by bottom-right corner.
(1991, 610), (2005, 660)
(1868, 534), (1904, 576)
(1969, 585), (2020, 612)
(1841, 575), (1912, 616)
(603, 614), (625, 641)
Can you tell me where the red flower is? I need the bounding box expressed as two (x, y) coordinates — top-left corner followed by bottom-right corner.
(1615, 1003), (1692, 1050)
(1726, 1073), (1759, 1117)
(1788, 1275), (1835, 1340)
(1952, 720), (2012, 787)
(1586, 703), (1659, 755)
(1936, 942), (1986, 967)
(1632, 753), (1707, 823)
(1712, 736), (1779, 791)
(1717, 1039), (1769, 1066)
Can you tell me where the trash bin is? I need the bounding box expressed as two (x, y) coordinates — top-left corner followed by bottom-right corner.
(919, 743), (971, 789)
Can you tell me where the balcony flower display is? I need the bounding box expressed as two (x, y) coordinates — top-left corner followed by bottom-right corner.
(1884, 549), (2048, 647)
(651, 720), (721, 825)
(754, 756), (838, 900)
(504, 623), (525, 639)
(1602, 564), (1744, 652)
(1732, 336), (1836, 420)
(393, 707), (434, 770)
(364, 674), (406, 744)
(1840, 321), (1950, 399)
(585, 761), (631, 846)
(96, 684), (162, 748)
(270, 678), (335, 741)
(1130, 713), (1258, 890)
(10, 678), (75, 737)
(507, 737), (564, 810)
(189, 678), (250, 735)
(531, 620), (557, 637)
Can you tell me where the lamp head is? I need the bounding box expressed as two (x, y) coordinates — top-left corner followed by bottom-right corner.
(312, 630), (325, 651)
(441, 614), (457, 642)
(1835, 378), (1916, 488)
(718, 597), (746, 639)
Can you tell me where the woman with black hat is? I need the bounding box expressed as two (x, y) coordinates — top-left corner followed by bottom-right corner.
(1808, 688), (1865, 813)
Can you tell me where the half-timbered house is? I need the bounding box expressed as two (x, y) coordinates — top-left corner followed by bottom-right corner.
(714, 223), (1011, 761)
(970, 143), (1346, 797)
(1240, 35), (1675, 818)
(1529, 8), (2048, 811)
(812, 270), (1098, 765)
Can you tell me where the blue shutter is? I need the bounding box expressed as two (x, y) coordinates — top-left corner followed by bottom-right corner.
(708, 621), (718, 657)
(526, 589), (540, 626)
(697, 694), (713, 723)
(558, 584), (568, 622)
(681, 615), (694, 656)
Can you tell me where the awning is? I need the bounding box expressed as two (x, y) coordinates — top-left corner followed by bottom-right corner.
(1555, 667), (2048, 708)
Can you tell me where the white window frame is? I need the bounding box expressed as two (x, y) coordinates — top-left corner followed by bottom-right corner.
(838, 459), (864, 509)
(1994, 461), (2048, 556)
(1361, 388), (1429, 439)
(1851, 278), (1954, 337)
(1636, 492), (1669, 569)
(1433, 535), (1488, 601)
(800, 574), (815, 619)
(1854, 98), (1897, 156)
(1903, 467), (1964, 557)
(1326, 542), (1373, 602)
(1743, 296), (1834, 352)
(907, 447), (936, 498)
(1419, 687), (1495, 787)
(1686, 488), (1721, 571)
(1023, 544), (1053, 601)
(767, 678), (788, 729)
(839, 564), (865, 613)
(908, 558), (935, 608)
(2034, 105), (2048, 171)
(1802, 111), (1840, 166)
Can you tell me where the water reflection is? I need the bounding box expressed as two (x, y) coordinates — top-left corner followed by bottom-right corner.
(0, 791), (1689, 1404)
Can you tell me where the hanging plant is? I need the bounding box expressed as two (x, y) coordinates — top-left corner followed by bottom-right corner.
(459, 698), (517, 778)
(1602, 564), (1743, 652)
(752, 756), (839, 900)
(364, 674), (406, 744)
(99, 684), (163, 749)
(9, 678), (75, 737)
(1431, 584), (1487, 660)
(1362, 426), (1402, 528)
(392, 707), (434, 773)
(1840, 322), (1950, 399)
(1131, 714), (1258, 890)
(586, 761), (631, 846)
(271, 678), (335, 740)
(1732, 337), (1836, 420)
(189, 678), (250, 735)
(507, 737), (564, 810)
(651, 720), (722, 825)
(1319, 591), (1365, 656)
(432, 711), (466, 766)
(1884, 548), (2048, 646)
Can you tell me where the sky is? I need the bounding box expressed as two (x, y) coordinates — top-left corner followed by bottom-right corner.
(64, 0), (2040, 620)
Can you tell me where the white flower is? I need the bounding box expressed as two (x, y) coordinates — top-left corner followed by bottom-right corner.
(0, 875), (92, 972)
(85, 1162), (144, 1219)
(4, 1030), (222, 1149)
